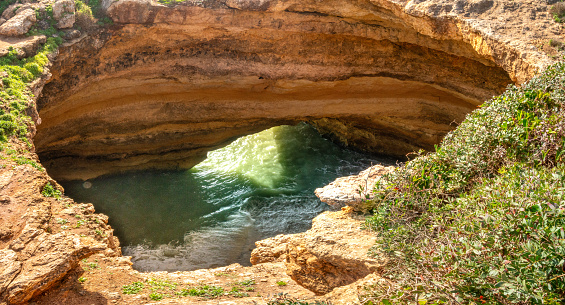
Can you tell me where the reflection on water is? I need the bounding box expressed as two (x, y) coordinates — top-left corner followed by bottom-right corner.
(61, 123), (393, 271)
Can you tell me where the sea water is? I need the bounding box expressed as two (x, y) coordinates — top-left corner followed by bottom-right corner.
(60, 123), (393, 272)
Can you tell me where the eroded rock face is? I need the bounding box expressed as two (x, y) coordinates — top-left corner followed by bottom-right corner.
(0, 141), (119, 304)
(251, 208), (386, 295)
(2, 0), (561, 302)
(0, 8), (36, 36)
(32, 0), (534, 180)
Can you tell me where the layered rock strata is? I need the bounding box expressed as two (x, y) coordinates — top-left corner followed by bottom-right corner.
(31, 0), (538, 180)
(1, 0), (563, 303)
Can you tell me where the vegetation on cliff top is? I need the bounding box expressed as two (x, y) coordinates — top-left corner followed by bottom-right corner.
(364, 62), (565, 304)
(0, 37), (61, 145)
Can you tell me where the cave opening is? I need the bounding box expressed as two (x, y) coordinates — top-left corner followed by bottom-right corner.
(55, 122), (394, 272)
(31, 7), (516, 272)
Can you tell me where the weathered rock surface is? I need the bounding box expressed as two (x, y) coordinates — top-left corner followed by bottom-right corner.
(323, 273), (385, 305)
(34, 0), (563, 180)
(0, 35), (47, 58)
(250, 234), (291, 265)
(1, 0), (564, 303)
(0, 8), (36, 36)
(6, 232), (105, 304)
(315, 164), (395, 210)
(52, 0), (76, 29)
(251, 208), (386, 295)
(0, 141), (120, 304)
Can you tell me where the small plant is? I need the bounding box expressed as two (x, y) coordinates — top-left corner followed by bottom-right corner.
(177, 285), (224, 298)
(56, 218), (68, 225)
(228, 290), (249, 298)
(214, 272), (236, 278)
(122, 281), (144, 294)
(146, 278), (178, 291)
(42, 183), (62, 199)
(276, 281), (287, 286)
(236, 279), (255, 286)
(87, 262), (99, 269)
(78, 277), (87, 283)
(157, 0), (185, 5)
(551, 2), (565, 23)
(149, 292), (163, 301)
(75, 219), (85, 228)
(95, 229), (104, 236)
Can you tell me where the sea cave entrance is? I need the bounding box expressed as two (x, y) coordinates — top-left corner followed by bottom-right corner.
(54, 123), (393, 271)
(32, 10), (515, 271)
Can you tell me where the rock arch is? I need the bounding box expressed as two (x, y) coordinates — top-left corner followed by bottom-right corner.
(34, 0), (542, 180)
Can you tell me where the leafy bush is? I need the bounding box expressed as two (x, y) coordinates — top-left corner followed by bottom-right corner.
(41, 183), (62, 199)
(75, 0), (112, 28)
(74, 0), (97, 31)
(363, 62), (565, 304)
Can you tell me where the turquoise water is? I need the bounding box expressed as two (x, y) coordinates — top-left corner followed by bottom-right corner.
(60, 123), (392, 272)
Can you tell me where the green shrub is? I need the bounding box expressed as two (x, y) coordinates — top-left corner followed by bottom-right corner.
(363, 62), (565, 304)
(0, 38), (62, 146)
(41, 183), (62, 199)
(122, 282), (144, 294)
(177, 285), (224, 298)
(23, 62), (42, 78)
(0, 0), (16, 16)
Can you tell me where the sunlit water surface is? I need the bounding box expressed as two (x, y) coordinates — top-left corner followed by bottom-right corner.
(61, 123), (393, 271)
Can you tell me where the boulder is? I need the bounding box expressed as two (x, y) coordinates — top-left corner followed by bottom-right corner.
(0, 9), (36, 36)
(250, 234), (291, 265)
(52, 0), (76, 29)
(107, 0), (155, 24)
(6, 232), (105, 304)
(225, 0), (274, 11)
(284, 209), (386, 294)
(315, 165), (395, 210)
(251, 208), (386, 295)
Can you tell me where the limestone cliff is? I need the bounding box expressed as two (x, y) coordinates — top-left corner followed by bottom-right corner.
(33, 0), (555, 180)
(0, 0), (563, 304)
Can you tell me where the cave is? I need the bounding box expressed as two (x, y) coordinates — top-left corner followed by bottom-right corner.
(28, 1), (516, 273)
(6, 0), (560, 302)
(33, 1), (514, 181)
